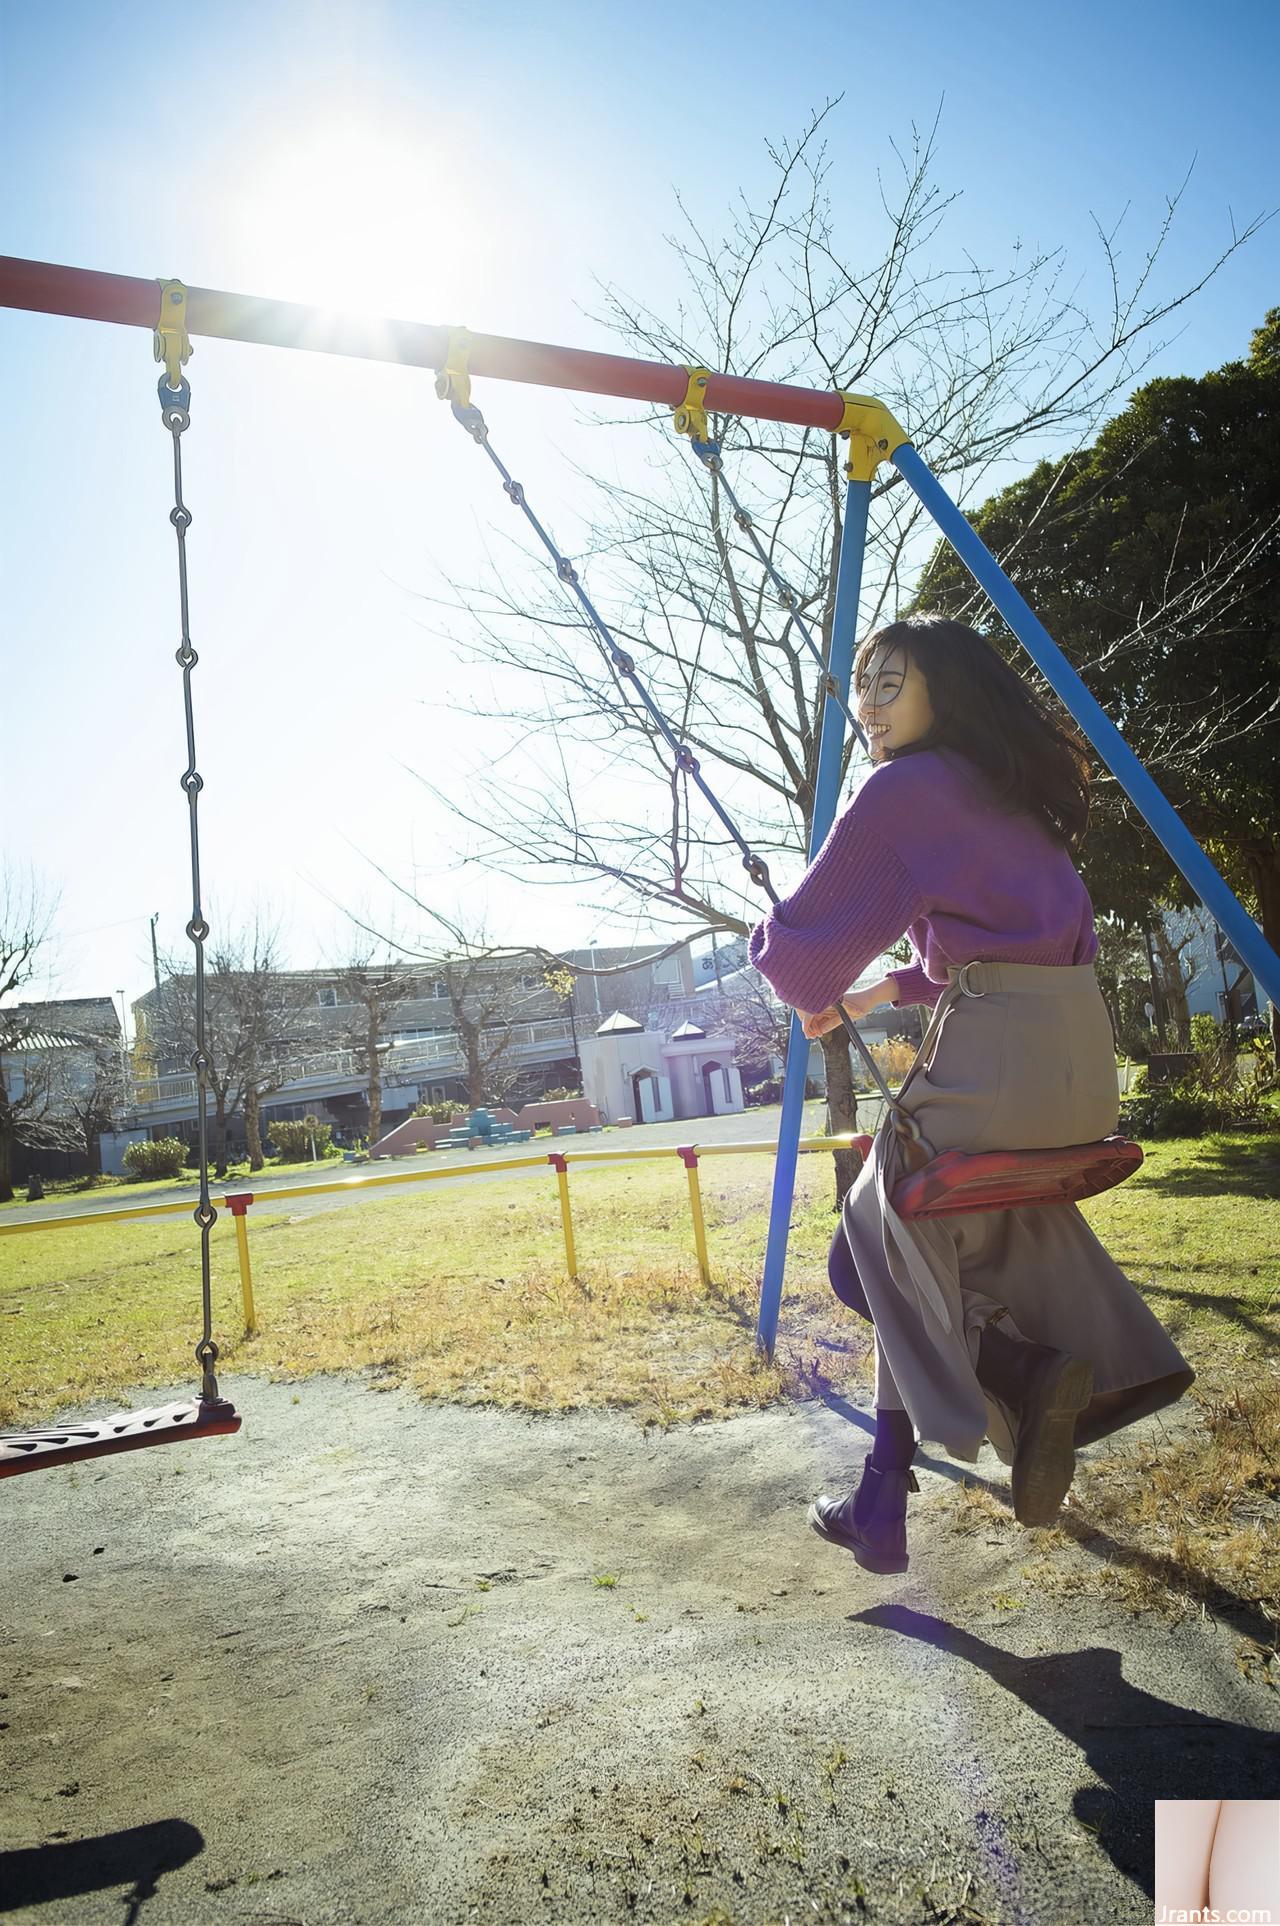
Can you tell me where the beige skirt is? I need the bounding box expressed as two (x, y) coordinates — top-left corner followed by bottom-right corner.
(841, 960), (1192, 1464)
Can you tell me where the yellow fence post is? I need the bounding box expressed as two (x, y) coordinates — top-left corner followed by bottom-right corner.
(677, 1146), (711, 1286)
(224, 1193), (257, 1335)
(547, 1153), (577, 1279)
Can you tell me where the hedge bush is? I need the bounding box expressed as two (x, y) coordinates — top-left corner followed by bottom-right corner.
(268, 1116), (336, 1162)
(1120, 1079), (1267, 1138)
(123, 1137), (189, 1180)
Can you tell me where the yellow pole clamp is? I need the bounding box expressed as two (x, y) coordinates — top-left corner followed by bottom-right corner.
(673, 365), (714, 440)
(434, 327), (472, 407)
(835, 392), (910, 482)
(153, 279), (192, 390)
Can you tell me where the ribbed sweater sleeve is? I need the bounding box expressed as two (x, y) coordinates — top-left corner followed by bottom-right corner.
(747, 808), (926, 1015)
(889, 963), (946, 1009)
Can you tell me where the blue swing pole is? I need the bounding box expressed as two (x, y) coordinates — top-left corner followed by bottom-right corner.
(756, 476), (870, 1361)
(892, 444), (1280, 1012)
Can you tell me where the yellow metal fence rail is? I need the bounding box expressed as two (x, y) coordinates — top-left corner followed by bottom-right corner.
(0, 1135), (871, 1333)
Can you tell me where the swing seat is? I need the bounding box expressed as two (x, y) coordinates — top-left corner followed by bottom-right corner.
(890, 1136), (1143, 1220)
(0, 1396), (241, 1479)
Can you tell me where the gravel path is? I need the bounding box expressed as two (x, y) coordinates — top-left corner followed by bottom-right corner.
(2, 1372), (1274, 1925)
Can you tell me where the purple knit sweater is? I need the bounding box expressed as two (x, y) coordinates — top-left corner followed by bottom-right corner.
(748, 748), (1097, 1013)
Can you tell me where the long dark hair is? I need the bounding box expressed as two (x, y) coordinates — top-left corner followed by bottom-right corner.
(854, 616), (1091, 851)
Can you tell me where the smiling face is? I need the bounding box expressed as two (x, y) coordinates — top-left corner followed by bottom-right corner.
(855, 640), (936, 761)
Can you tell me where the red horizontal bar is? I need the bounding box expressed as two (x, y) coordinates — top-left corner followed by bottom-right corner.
(0, 254), (848, 431)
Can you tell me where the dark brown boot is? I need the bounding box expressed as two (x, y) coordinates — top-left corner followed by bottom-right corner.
(976, 1311), (1093, 1527)
(809, 1453), (920, 1575)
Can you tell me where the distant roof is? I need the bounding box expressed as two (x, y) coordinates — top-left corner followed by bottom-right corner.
(6, 995), (119, 1034)
(595, 1010), (645, 1035)
(670, 1020), (706, 1040)
(2, 1026), (103, 1053)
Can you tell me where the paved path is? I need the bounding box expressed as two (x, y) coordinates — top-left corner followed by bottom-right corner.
(3, 1099), (892, 1230)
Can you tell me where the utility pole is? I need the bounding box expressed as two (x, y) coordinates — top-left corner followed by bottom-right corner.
(149, 912), (162, 998)
(115, 989), (129, 1105)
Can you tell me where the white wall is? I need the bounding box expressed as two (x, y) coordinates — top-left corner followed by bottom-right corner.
(99, 1127), (150, 1176)
(1162, 906), (1272, 1023)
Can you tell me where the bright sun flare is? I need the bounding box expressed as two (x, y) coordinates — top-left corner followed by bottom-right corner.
(230, 114), (460, 318)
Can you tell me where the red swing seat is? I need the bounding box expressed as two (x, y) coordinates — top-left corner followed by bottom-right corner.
(887, 1135), (1143, 1219)
(0, 1396), (241, 1479)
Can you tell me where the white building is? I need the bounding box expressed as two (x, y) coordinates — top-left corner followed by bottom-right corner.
(1159, 906), (1272, 1029)
(578, 1013), (745, 1124)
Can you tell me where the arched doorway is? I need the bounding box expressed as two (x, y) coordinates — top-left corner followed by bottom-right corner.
(632, 1067), (659, 1123)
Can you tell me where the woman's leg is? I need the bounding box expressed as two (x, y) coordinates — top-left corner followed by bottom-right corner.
(827, 1220), (872, 1320)
(828, 1224), (917, 1470)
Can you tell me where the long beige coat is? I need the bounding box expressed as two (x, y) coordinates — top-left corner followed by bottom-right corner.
(841, 960), (1192, 1464)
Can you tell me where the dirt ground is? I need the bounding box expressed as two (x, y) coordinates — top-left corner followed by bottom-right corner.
(1, 1373), (1276, 1926)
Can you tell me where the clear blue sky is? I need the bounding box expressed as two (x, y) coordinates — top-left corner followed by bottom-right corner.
(3, 0), (1276, 1025)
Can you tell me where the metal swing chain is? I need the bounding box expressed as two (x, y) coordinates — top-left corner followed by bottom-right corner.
(687, 435), (870, 755)
(156, 344), (223, 1404)
(444, 397), (771, 887)
(436, 376), (909, 1129)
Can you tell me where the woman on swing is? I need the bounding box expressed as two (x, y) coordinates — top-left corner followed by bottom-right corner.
(749, 616), (1195, 1575)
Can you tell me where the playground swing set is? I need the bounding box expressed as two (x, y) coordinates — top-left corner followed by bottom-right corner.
(0, 255), (1276, 1481)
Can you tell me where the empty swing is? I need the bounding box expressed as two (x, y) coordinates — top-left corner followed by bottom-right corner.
(435, 341), (1143, 1224)
(1, 286), (241, 1479)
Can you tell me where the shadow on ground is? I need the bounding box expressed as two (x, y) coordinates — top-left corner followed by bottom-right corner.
(0, 1820), (204, 1921)
(1125, 1134), (1280, 1201)
(856, 1603), (1279, 1899)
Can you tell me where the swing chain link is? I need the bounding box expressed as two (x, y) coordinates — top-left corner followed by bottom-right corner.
(450, 400), (489, 445)
(157, 367), (221, 1404)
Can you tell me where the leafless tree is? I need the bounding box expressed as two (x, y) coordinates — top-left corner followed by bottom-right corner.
(0, 863), (65, 1200)
(1150, 920), (1201, 1049)
(711, 974), (792, 1075)
(152, 920), (323, 1177)
(407, 101), (1268, 1176)
(324, 946), (429, 1151)
(61, 1047), (126, 1172)
(315, 880), (566, 1113)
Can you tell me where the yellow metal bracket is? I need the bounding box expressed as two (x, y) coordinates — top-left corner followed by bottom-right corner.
(673, 365), (713, 440)
(434, 327), (472, 407)
(835, 391), (910, 481)
(153, 279), (192, 389)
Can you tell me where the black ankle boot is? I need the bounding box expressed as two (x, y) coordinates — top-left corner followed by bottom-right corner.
(975, 1313), (1093, 1527)
(809, 1453), (920, 1575)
